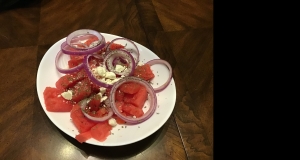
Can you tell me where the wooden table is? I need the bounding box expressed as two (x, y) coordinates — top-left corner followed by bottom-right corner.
(0, 0), (213, 159)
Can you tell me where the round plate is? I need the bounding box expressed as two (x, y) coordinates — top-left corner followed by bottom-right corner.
(36, 33), (176, 146)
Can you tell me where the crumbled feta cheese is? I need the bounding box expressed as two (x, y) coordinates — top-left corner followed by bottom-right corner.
(115, 64), (126, 72)
(108, 118), (117, 127)
(96, 66), (106, 77)
(105, 79), (113, 84)
(61, 90), (72, 100)
(100, 77), (106, 82)
(99, 87), (106, 94)
(101, 96), (107, 102)
(137, 61), (144, 66)
(105, 72), (116, 79)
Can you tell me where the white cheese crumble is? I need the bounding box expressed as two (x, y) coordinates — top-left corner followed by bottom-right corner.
(108, 118), (117, 127)
(96, 66), (106, 77)
(105, 72), (116, 79)
(97, 87), (107, 97)
(94, 65), (121, 85)
(137, 61), (144, 66)
(115, 64), (126, 72)
(61, 90), (72, 100)
(99, 87), (106, 96)
(101, 96), (108, 102)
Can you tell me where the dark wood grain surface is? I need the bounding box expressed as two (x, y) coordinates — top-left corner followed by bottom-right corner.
(0, 0), (213, 159)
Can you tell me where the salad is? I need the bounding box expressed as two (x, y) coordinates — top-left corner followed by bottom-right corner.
(42, 29), (172, 143)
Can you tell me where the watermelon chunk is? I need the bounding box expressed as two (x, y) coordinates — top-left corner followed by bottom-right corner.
(70, 78), (92, 102)
(119, 82), (141, 94)
(90, 121), (112, 142)
(55, 69), (87, 91)
(133, 64), (155, 81)
(108, 42), (125, 50)
(70, 104), (97, 133)
(68, 58), (83, 68)
(129, 85), (148, 108)
(121, 85), (148, 108)
(115, 89), (124, 101)
(43, 87), (73, 112)
(122, 103), (144, 118)
(112, 114), (126, 124)
(75, 131), (92, 143)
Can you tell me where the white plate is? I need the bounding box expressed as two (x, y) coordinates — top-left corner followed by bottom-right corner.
(36, 33), (176, 146)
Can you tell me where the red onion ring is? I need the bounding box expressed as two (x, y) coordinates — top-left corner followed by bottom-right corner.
(79, 99), (113, 122)
(104, 49), (136, 76)
(146, 59), (173, 93)
(105, 38), (140, 65)
(55, 50), (84, 74)
(66, 29), (104, 50)
(83, 54), (114, 88)
(109, 76), (157, 124)
(61, 39), (106, 55)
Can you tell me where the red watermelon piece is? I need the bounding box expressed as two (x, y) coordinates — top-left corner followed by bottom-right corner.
(43, 87), (73, 112)
(75, 131), (92, 143)
(90, 121), (112, 142)
(70, 104), (97, 133)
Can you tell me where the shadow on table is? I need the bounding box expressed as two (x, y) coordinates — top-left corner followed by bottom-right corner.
(58, 119), (171, 159)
